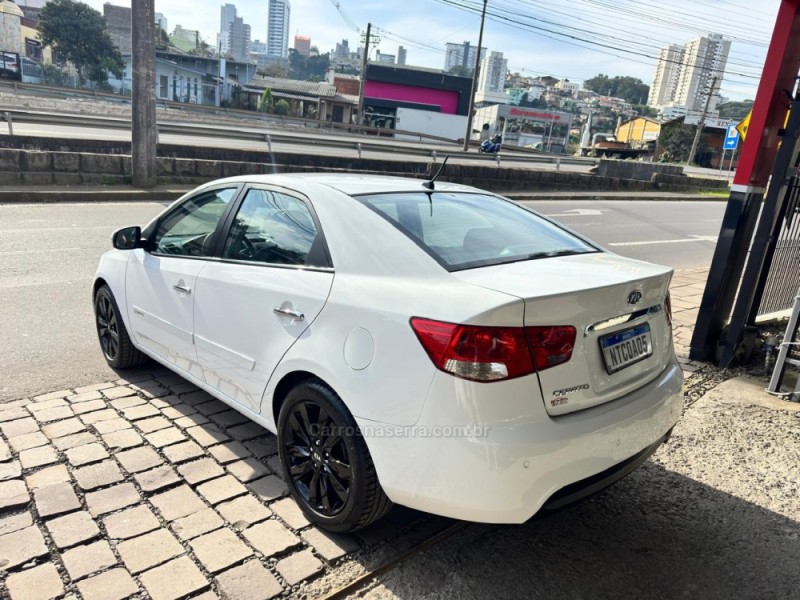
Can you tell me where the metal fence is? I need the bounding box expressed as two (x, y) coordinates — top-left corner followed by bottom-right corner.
(756, 174), (800, 316)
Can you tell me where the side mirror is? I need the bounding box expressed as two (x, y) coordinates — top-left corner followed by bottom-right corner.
(112, 226), (142, 250)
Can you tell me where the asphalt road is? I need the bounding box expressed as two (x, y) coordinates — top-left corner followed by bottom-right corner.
(0, 199), (724, 402)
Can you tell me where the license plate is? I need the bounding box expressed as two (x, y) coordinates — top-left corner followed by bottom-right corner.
(600, 323), (653, 374)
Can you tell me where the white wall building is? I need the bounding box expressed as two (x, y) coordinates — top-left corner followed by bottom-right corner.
(673, 33), (730, 112)
(444, 41), (485, 73)
(268, 0), (291, 58)
(649, 34), (729, 112)
(219, 3), (236, 55)
(648, 44), (683, 107)
(555, 79), (580, 97)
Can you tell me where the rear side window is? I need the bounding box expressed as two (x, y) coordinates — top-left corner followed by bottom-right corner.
(358, 192), (597, 271)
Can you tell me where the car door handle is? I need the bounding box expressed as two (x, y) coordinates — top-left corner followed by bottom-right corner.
(273, 307), (304, 321)
(173, 283), (192, 294)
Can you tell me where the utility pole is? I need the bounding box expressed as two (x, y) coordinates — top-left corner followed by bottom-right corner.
(131, 0), (157, 188)
(462, 0), (488, 151)
(687, 75), (717, 166)
(356, 22), (372, 126)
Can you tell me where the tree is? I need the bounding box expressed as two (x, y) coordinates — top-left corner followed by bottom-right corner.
(658, 121), (709, 162)
(257, 88), (274, 112)
(718, 100), (754, 120)
(448, 65), (473, 78)
(39, 0), (124, 84)
(584, 73), (650, 105)
(288, 49), (330, 81)
(633, 104), (658, 118)
(273, 99), (290, 116)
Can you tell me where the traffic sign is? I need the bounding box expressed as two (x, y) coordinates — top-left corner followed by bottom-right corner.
(736, 110), (751, 141)
(723, 124), (740, 150)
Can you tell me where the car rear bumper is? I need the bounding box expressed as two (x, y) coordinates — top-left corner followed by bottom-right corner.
(361, 356), (683, 523)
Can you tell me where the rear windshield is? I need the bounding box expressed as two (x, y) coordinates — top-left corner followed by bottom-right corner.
(357, 192), (598, 271)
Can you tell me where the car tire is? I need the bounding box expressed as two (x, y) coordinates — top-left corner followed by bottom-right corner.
(278, 380), (392, 533)
(94, 284), (147, 369)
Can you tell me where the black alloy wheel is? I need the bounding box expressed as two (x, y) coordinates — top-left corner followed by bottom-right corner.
(284, 400), (354, 516)
(278, 381), (392, 532)
(94, 285), (147, 369)
(95, 292), (119, 362)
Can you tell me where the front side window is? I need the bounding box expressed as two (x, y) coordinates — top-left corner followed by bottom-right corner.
(152, 187), (237, 257)
(222, 189), (320, 267)
(358, 192), (598, 271)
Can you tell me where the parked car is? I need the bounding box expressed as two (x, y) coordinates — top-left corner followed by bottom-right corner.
(93, 174), (683, 532)
(0, 51), (21, 81)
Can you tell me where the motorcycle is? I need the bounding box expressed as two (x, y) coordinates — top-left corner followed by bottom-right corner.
(479, 134), (502, 154)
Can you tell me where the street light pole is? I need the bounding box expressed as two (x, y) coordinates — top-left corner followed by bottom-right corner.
(462, 0), (487, 151)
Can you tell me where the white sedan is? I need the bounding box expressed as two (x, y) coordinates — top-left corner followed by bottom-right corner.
(93, 174), (683, 532)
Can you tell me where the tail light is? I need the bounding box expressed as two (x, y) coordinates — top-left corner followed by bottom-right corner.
(410, 318), (575, 382)
(664, 292), (673, 326)
(527, 325), (576, 371)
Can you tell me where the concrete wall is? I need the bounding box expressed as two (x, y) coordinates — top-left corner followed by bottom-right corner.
(0, 146), (729, 192)
(596, 160), (685, 181)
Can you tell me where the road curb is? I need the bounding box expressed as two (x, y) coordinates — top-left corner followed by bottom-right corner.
(0, 188), (191, 203)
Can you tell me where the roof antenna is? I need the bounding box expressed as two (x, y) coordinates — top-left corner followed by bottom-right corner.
(422, 155), (449, 190)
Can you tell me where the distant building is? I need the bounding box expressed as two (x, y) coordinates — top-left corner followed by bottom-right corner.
(155, 12), (168, 34)
(397, 46), (407, 66)
(104, 4), (132, 54)
(109, 50), (257, 106)
(268, 0), (290, 58)
(376, 51), (395, 64)
(475, 50), (508, 107)
(333, 39), (350, 61)
(228, 16), (251, 62)
(555, 79), (580, 97)
(294, 34), (310, 56)
(362, 63), (472, 138)
(444, 41), (485, 74)
(649, 33), (729, 113)
(251, 39), (267, 54)
(219, 3), (236, 55)
(242, 75), (356, 122)
(648, 44), (683, 107)
(478, 51), (506, 94)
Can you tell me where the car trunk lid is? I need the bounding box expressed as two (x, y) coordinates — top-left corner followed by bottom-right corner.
(453, 252), (674, 416)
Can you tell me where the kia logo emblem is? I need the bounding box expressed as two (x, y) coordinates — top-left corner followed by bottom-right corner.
(628, 291), (643, 304)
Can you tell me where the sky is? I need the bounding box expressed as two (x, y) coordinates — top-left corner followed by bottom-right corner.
(81, 0), (781, 101)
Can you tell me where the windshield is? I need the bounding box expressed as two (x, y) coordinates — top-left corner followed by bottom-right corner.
(357, 192), (598, 271)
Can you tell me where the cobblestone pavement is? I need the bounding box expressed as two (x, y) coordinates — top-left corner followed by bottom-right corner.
(0, 371), (445, 600)
(0, 268), (711, 600)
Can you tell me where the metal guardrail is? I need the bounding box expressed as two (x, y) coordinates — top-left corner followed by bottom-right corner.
(0, 106), (597, 168)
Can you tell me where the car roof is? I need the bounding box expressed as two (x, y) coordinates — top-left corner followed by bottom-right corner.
(205, 173), (485, 197)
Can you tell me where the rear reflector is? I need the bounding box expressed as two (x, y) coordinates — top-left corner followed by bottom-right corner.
(410, 318), (575, 382)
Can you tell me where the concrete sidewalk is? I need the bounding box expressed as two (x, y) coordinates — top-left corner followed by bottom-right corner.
(669, 267), (708, 376)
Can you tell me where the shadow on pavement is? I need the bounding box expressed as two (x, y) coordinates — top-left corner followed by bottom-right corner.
(364, 461), (800, 599)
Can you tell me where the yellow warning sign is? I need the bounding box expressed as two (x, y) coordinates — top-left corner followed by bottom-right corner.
(736, 110), (751, 140)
